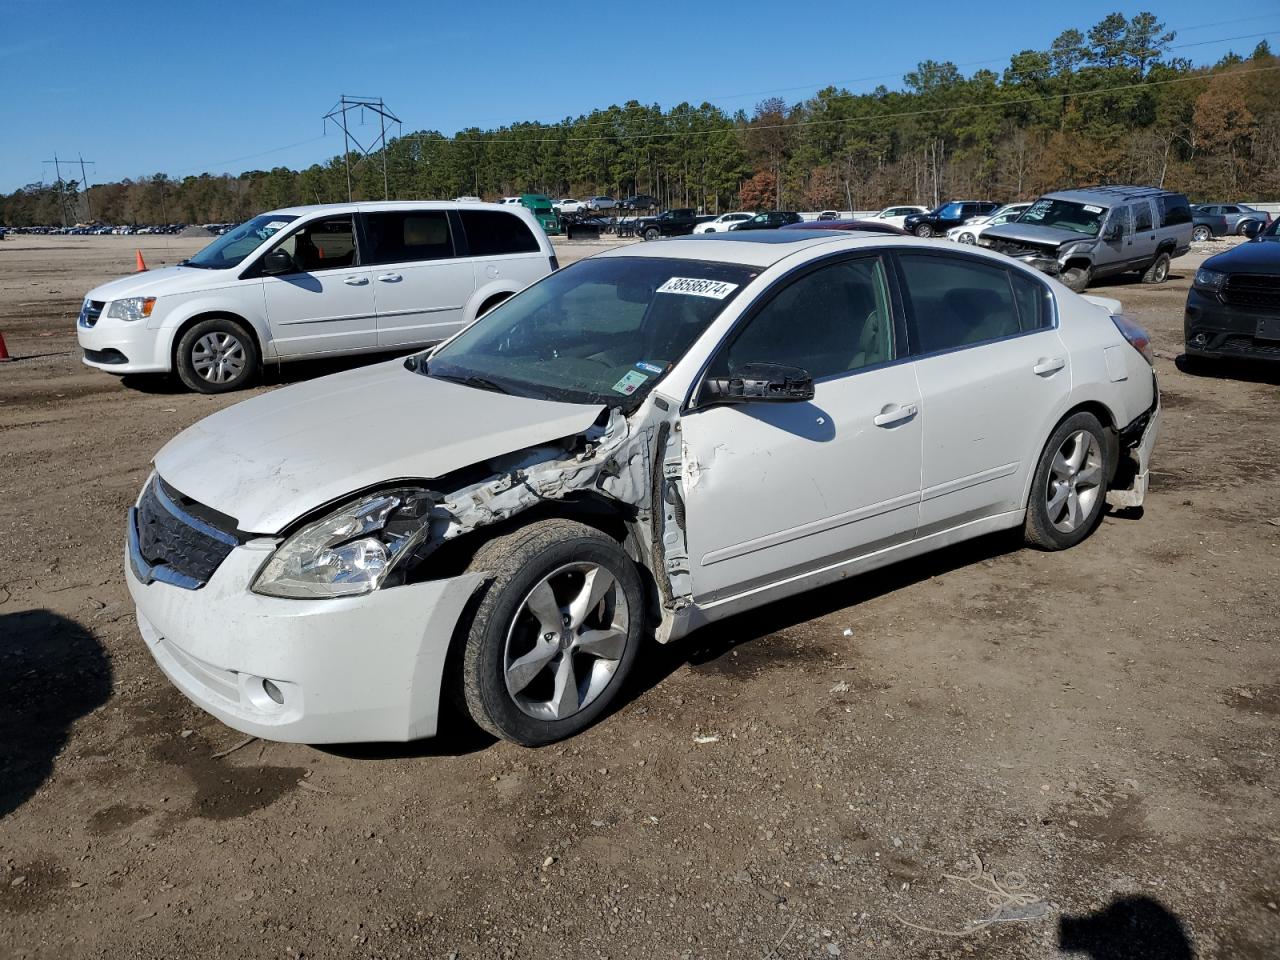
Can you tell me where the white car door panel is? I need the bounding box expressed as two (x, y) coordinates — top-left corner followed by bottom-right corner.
(896, 251), (1070, 534)
(681, 255), (923, 602)
(362, 210), (476, 348)
(261, 214), (377, 357)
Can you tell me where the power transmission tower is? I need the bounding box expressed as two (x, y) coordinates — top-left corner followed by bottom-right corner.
(322, 95), (401, 201)
(42, 153), (96, 224)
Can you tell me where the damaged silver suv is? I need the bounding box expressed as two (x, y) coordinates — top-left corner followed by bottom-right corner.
(982, 185), (1193, 292)
(126, 232), (1159, 747)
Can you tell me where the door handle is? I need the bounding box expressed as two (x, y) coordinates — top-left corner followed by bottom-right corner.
(1033, 357), (1066, 376)
(873, 403), (918, 427)
(377, 273), (403, 282)
(343, 276), (369, 286)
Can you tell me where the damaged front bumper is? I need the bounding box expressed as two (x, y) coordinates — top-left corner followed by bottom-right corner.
(1106, 392), (1160, 510)
(126, 533), (486, 743)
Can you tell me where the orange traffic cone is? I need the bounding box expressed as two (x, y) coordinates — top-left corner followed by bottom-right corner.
(135, 249), (148, 272)
(0, 331), (12, 362)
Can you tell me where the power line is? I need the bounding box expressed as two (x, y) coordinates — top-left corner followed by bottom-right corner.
(322, 95), (401, 201)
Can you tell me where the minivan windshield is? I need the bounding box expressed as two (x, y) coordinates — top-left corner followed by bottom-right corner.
(424, 257), (758, 407)
(1019, 198), (1106, 237)
(183, 213), (298, 269)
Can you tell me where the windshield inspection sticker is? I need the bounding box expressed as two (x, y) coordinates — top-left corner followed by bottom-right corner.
(612, 369), (650, 396)
(635, 360), (664, 375)
(657, 277), (739, 299)
(1083, 205), (1103, 214)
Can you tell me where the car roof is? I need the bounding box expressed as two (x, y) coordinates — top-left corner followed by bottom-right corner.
(261, 200), (517, 217)
(1039, 185), (1180, 206)
(596, 232), (998, 268)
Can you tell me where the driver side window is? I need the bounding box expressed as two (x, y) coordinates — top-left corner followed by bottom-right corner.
(274, 216), (358, 272)
(712, 257), (895, 381)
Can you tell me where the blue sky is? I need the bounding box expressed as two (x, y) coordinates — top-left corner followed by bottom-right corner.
(2, 0), (1277, 192)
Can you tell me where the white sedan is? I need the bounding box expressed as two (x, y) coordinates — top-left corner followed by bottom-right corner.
(127, 232), (1159, 747)
(693, 211), (754, 234)
(947, 202), (1031, 244)
(554, 198), (585, 214)
(860, 205), (929, 230)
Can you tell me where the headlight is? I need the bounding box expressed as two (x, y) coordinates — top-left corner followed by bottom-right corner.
(252, 488), (436, 599)
(106, 296), (157, 321)
(1193, 268), (1227, 293)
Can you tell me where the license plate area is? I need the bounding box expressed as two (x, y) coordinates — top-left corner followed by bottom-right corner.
(1258, 317), (1280, 341)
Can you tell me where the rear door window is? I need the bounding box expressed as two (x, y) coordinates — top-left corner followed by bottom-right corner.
(1133, 202), (1154, 232)
(362, 211), (454, 265)
(1009, 270), (1054, 331)
(459, 210), (540, 256)
(897, 253), (1023, 354)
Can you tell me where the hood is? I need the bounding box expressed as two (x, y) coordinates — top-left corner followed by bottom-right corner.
(983, 223), (1094, 248)
(85, 264), (232, 302)
(1204, 239), (1280, 275)
(153, 360), (605, 534)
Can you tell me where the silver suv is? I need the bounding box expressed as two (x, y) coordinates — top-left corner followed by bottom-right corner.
(981, 185), (1193, 292)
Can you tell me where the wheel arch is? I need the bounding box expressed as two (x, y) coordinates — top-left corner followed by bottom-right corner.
(169, 310), (266, 370)
(1020, 399), (1121, 510)
(465, 282), (522, 324)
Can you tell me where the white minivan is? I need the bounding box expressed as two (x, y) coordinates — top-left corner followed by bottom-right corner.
(76, 201), (558, 392)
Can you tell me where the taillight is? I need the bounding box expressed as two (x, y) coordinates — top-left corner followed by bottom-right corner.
(1111, 314), (1154, 366)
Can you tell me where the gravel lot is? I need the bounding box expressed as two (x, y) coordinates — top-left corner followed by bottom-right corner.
(0, 234), (1277, 959)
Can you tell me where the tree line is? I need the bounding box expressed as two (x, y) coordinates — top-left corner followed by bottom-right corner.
(3, 12), (1277, 227)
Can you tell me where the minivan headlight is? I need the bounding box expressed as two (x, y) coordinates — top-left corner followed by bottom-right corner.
(1193, 268), (1227, 293)
(253, 488), (436, 599)
(107, 297), (157, 321)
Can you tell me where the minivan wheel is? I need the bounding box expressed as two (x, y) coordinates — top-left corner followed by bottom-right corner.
(1024, 412), (1112, 551)
(1141, 252), (1171, 284)
(459, 519), (645, 746)
(914, 224), (933, 238)
(1059, 265), (1091, 293)
(175, 317), (257, 393)
(1192, 225), (1211, 242)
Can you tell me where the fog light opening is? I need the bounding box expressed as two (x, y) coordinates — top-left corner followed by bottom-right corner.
(262, 678), (285, 705)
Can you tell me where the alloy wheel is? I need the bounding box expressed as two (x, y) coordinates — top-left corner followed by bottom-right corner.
(191, 331), (246, 384)
(503, 562), (630, 721)
(1045, 430), (1103, 533)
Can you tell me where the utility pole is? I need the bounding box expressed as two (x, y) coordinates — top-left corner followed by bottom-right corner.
(322, 95), (401, 201)
(77, 154), (96, 219)
(42, 154), (68, 226)
(42, 153), (96, 224)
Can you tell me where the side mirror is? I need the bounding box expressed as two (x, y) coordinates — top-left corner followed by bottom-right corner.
(702, 362), (814, 405)
(1241, 220), (1262, 239)
(261, 249), (295, 275)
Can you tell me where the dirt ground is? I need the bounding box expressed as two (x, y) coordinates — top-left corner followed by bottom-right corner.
(0, 233), (1277, 960)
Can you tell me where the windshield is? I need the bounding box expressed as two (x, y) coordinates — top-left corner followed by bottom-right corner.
(184, 213), (297, 268)
(935, 202), (964, 218)
(424, 257), (759, 407)
(1019, 198), (1106, 236)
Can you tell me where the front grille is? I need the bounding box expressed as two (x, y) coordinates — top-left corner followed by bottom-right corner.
(989, 239), (1055, 260)
(1222, 274), (1280, 309)
(134, 477), (242, 588)
(1220, 335), (1280, 357)
(78, 299), (104, 328)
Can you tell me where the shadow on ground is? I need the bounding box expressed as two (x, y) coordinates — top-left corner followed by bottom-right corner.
(1175, 353), (1280, 386)
(0, 610), (111, 818)
(1059, 895), (1194, 959)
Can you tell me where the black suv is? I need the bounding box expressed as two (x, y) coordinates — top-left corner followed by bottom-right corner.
(731, 211), (803, 231)
(620, 195), (658, 211)
(903, 201), (999, 238)
(1185, 218), (1280, 364)
(635, 208), (698, 240)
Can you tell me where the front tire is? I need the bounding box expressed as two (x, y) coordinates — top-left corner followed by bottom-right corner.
(1059, 265), (1091, 293)
(958, 232), (976, 244)
(914, 224), (933, 238)
(1024, 412), (1112, 551)
(174, 317), (257, 393)
(643, 227), (660, 241)
(460, 519), (645, 746)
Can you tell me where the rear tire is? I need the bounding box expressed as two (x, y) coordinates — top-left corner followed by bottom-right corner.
(459, 519), (645, 746)
(1024, 412), (1112, 551)
(174, 317), (257, 394)
(1141, 252), (1171, 284)
(1059, 265), (1091, 293)
(1192, 225), (1211, 242)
